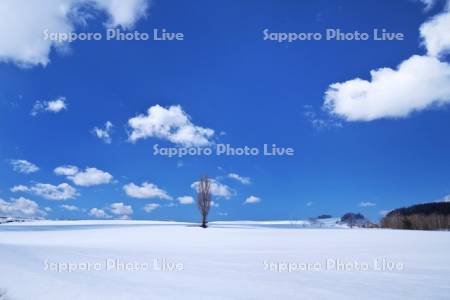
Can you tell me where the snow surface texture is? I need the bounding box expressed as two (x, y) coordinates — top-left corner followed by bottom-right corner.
(0, 220), (449, 300)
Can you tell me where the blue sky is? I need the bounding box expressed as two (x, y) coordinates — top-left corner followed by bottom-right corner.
(1, 0), (450, 221)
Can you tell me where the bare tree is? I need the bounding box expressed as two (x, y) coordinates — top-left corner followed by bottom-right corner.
(197, 175), (212, 228)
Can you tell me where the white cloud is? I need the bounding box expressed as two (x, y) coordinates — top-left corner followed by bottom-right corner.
(11, 183), (78, 200)
(0, 197), (46, 217)
(306, 201), (314, 207)
(143, 203), (160, 212)
(0, 0), (73, 67)
(128, 105), (215, 147)
(93, 0), (149, 28)
(31, 97), (67, 116)
(0, 0), (149, 67)
(420, 9), (450, 57)
(191, 179), (234, 199)
(89, 208), (111, 218)
(210, 201), (219, 208)
(323, 5), (450, 122)
(67, 167), (113, 186)
(110, 202), (133, 216)
(10, 159), (39, 174)
(92, 121), (113, 144)
(10, 185), (29, 192)
(177, 196), (194, 205)
(208, 180), (234, 198)
(359, 201), (376, 207)
(244, 195), (261, 204)
(124, 182), (172, 200)
(228, 173), (251, 185)
(55, 165), (113, 186)
(31, 183), (78, 200)
(47, 98), (67, 112)
(60, 204), (79, 211)
(324, 55), (450, 121)
(54, 165), (79, 176)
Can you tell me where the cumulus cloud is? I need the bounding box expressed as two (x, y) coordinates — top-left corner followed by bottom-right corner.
(89, 207), (111, 218)
(128, 105), (215, 147)
(31, 97), (67, 116)
(10, 159), (39, 174)
(244, 195), (261, 204)
(54, 165), (79, 176)
(0, 0), (73, 67)
(11, 183), (78, 200)
(207, 180), (234, 198)
(0, 0), (149, 67)
(92, 121), (113, 144)
(10, 185), (29, 193)
(191, 179), (234, 199)
(92, 0), (148, 29)
(0, 197), (46, 217)
(228, 173), (251, 185)
(359, 201), (376, 207)
(31, 183), (78, 200)
(60, 204), (79, 211)
(123, 182), (172, 200)
(323, 5), (450, 121)
(143, 203), (160, 213)
(55, 166), (113, 186)
(324, 55), (450, 121)
(68, 168), (113, 186)
(177, 196), (194, 205)
(420, 8), (450, 57)
(110, 202), (133, 216)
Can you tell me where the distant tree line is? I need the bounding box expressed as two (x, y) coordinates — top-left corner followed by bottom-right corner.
(381, 202), (450, 230)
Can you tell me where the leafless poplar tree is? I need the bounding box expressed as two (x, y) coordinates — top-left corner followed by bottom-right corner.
(197, 175), (212, 228)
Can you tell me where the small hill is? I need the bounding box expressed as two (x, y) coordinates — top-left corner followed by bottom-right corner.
(339, 213), (371, 228)
(317, 214), (332, 219)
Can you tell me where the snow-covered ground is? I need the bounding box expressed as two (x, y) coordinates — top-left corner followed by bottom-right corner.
(0, 220), (449, 300)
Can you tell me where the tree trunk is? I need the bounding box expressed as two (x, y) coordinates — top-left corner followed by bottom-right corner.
(201, 214), (207, 228)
